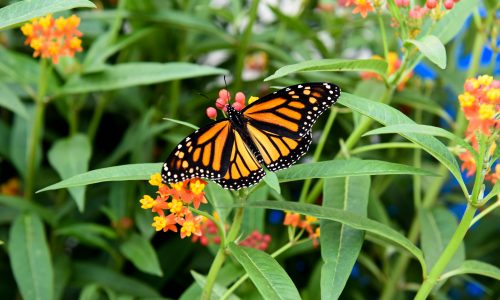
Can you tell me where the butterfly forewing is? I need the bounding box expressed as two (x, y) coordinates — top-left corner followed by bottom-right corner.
(241, 82), (339, 170)
(162, 120), (234, 183)
(242, 82), (340, 139)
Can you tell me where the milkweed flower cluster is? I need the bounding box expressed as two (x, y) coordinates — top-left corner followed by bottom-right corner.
(457, 75), (499, 183)
(191, 212), (272, 250)
(140, 173), (208, 238)
(20, 14), (83, 64)
(283, 212), (321, 247)
(206, 89), (258, 120)
(360, 52), (413, 90)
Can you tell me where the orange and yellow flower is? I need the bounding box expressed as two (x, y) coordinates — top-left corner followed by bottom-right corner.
(360, 52), (413, 90)
(283, 212), (320, 247)
(352, 0), (374, 18)
(20, 14), (83, 64)
(140, 173), (208, 238)
(456, 75), (499, 183)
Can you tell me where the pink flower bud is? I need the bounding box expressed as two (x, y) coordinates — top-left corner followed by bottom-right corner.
(206, 107), (217, 119)
(215, 98), (227, 109)
(218, 89), (230, 102)
(444, 0), (454, 9)
(232, 102), (245, 111)
(235, 92), (246, 105)
(426, 0), (437, 9)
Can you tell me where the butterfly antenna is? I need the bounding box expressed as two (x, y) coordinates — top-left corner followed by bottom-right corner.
(223, 76), (230, 102)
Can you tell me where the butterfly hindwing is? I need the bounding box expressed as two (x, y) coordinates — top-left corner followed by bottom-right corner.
(246, 125), (313, 171)
(162, 120), (234, 183)
(241, 82), (340, 139)
(213, 129), (265, 189)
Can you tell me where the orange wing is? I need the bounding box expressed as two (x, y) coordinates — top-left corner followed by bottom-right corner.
(213, 129), (265, 189)
(241, 82), (339, 170)
(162, 120), (234, 183)
(162, 120), (265, 190)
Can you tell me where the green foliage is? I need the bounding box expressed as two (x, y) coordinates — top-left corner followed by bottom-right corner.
(0, 1), (497, 299)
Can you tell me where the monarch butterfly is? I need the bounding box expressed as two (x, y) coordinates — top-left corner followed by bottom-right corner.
(162, 82), (341, 190)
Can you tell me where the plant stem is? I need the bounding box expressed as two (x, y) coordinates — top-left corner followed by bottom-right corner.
(377, 13), (389, 60)
(25, 59), (50, 200)
(87, 94), (110, 142)
(202, 192), (247, 299)
(414, 203), (477, 299)
(470, 198), (499, 227)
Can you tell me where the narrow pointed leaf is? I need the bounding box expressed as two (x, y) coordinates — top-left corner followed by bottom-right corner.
(420, 207), (465, 272)
(120, 234), (163, 276)
(266, 59), (388, 81)
(321, 176), (370, 299)
(60, 63), (227, 94)
(364, 124), (476, 156)
(276, 159), (436, 181)
(245, 201), (426, 275)
(0, 0), (96, 30)
(405, 35), (446, 69)
(228, 243), (301, 300)
(47, 134), (91, 211)
(191, 271), (240, 300)
(338, 93), (467, 196)
(0, 83), (28, 118)
(442, 260), (500, 281)
(9, 213), (53, 300)
(38, 163), (160, 192)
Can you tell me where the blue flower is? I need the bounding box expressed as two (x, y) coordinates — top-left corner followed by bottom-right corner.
(465, 282), (485, 297)
(268, 210), (284, 225)
(414, 62), (437, 80)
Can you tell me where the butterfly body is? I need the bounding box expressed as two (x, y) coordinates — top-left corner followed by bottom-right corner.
(162, 82), (341, 190)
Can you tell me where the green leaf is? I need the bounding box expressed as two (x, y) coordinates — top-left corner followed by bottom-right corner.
(47, 134), (91, 211)
(119, 233), (163, 276)
(405, 35), (446, 69)
(73, 262), (160, 297)
(338, 93), (467, 196)
(228, 243), (301, 300)
(245, 201), (426, 274)
(60, 62), (228, 94)
(83, 28), (156, 73)
(0, 195), (54, 225)
(277, 159), (436, 182)
(321, 176), (370, 300)
(8, 213), (53, 300)
(38, 159), (434, 193)
(55, 223), (118, 257)
(38, 163), (159, 192)
(0, 83), (28, 118)
(10, 107), (42, 179)
(149, 11), (232, 42)
(364, 124), (476, 156)
(191, 271), (241, 300)
(420, 207), (465, 272)
(264, 169), (281, 194)
(205, 182), (234, 223)
(0, 0), (96, 30)
(441, 260), (500, 281)
(163, 117), (199, 130)
(265, 59), (388, 81)
(430, 0), (480, 44)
